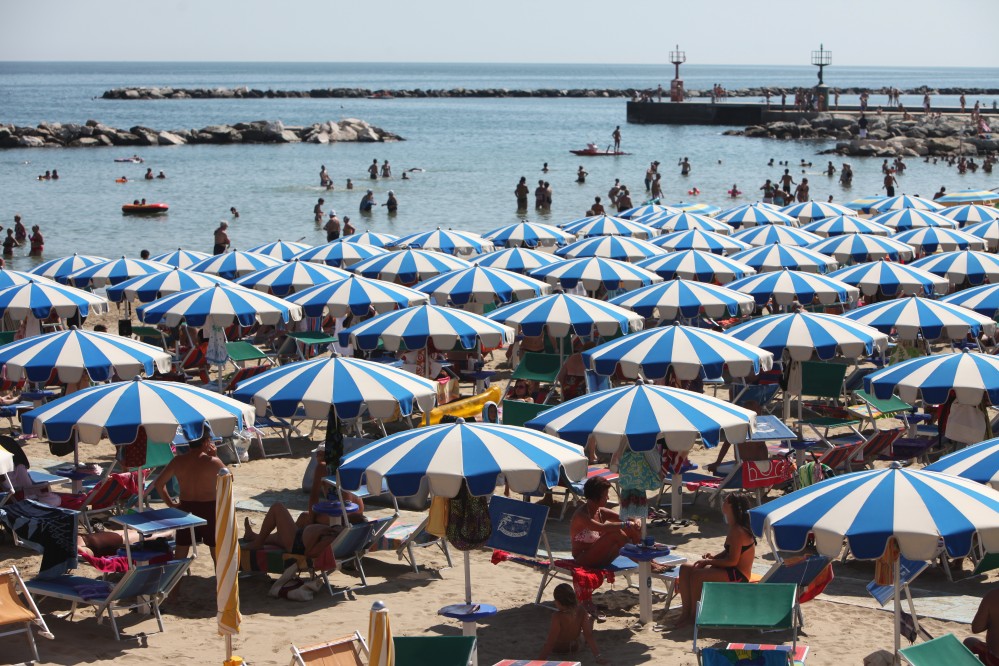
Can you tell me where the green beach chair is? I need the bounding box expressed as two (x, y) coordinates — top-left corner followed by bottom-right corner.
(501, 399), (552, 428)
(393, 635), (476, 666)
(693, 582), (799, 653)
(899, 633), (982, 665)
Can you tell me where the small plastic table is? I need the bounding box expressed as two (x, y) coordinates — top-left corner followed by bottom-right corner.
(312, 500), (360, 525)
(620, 545), (685, 625)
(439, 603), (497, 666)
(110, 507), (207, 566)
(51, 464), (102, 494)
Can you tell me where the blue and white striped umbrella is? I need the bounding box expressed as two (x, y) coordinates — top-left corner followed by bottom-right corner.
(940, 204), (999, 227)
(561, 214), (656, 239)
(635, 250), (755, 284)
(806, 234), (914, 264)
(891, 227), (985, 254)
(0, 269), (59, 290)
(287, 274), (427, 318)
(866, 350), (999, 405)
(338, 421), (586, 498)
(829, 260), (948, 298)
(469, 247), (564, 275)
(608, 278), (756, 320)
(0, 329), (172, 383)
(21, 377), (255, 445)
(844, 296), (996, 341)
(617, 204), (683, 220)
(136, 283), (303, 328)
(935, 190), (999, 205)
(342, 231), (400, 248)
(66, 257), (172, 288)
(727, 269), (858, 307)
(727, 312), (888, 361)
(926, 437), (999, 489)
(292, 240), (389, 268)
(730, 243), (838, 274)
(664, 202), (722, 216)
(779, 200), (857, 223)
(233, 259), (350, 296)
(150, 248), (212, 270)
(871, 208), (958, 231)
(414, 266), (549, 306)
(638, 211), (731, 235)
(524, 383), (756, 452)
(652, 229), (751, 255)
(30, 254), (109, 283)
(910, 250), (999, 287)
(529, 256), (661, 292)
(583, 324), (773, 381)
(801, 215), (892, 237)
(941, 283), (999, 319)
(731, 225), (821, 247)
(0, 280), (108, 320)
(870, 195), (946, 213)
(188, 251), (284, 280)
(232, 355), (438, 420)
(391, 228), (494, 255)
(340, 304), (514, 352)
(246, 240), (312, 261)
(349, 249), (472, 284)
(555, 235), (666, 262)
(844, 196), (888, 213)
(488, 293), (642, 338)
(715, 203), (796, 228)
(106, 267), (232, 303)
(482, 221), (575, 248)
(963, 220), (999, 252)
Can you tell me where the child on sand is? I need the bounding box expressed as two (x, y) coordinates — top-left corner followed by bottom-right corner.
(539, 584), (607, 664)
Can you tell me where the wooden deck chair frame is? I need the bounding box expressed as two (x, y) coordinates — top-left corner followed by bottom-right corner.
(0, 565), (52, 663)
(289, 630), (369, 666)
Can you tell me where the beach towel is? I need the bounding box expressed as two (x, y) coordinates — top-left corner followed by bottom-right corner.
(490, 550), (615, 603)
(618, 449), (659, 520)
(427, 495), (449, 537)
(1, 499), (78, 579)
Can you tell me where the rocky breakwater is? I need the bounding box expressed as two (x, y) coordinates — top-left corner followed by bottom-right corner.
(103, 86), (644, 99)
(0, 118), (402, 149)
(727, 113), (996, 157)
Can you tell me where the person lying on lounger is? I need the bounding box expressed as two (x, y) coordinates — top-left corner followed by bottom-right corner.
(243, 503), (342, 559)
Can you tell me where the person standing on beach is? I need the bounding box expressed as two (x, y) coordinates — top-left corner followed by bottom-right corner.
(515, 177), (529, 211)
(28, 225), (43, 256)
(960, 94), (967, 113)
(368, 159), (379, 180)
(213, 222), (230, 255)
(923, 93), (931, 115)
(612, 126), (622, 152)
(324, 211), (341, 242)
(883, 170), (898, 197)
(314, 197), (325, 223)
(535, 180), (546, 210)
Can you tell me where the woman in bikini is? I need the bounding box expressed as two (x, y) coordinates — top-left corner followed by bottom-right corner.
(569, 476), (641, 569)
(243, 502), (342, 559)
(671, 494), (756, 627)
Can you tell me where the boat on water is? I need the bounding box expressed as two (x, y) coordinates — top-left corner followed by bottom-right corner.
(114, 156), (144, 163)
(570, 143), (631, 156)
(121, 202), (168, 215)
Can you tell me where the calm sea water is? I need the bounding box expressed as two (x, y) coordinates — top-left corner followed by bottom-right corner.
(0, 62), (997, 269)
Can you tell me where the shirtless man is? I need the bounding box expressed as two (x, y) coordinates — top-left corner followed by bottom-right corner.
(213, 222), (230, 255)
(611, 125), (622, 152)
(28, 225), (43, 256)
(324, 211), (341, 242)
(778, 169), (795, 195)
(590, 196), (605, 216)
(883, 171), (898, 197)
(368, 159), (379, 180)
(515, 176), (529, 210)
(607, 179), (621, 206)
(153, 432), (225, 560)
(966, 587), (999, 665)
(314, 197), (325, 223)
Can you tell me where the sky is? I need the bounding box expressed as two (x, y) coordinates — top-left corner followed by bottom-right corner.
(4, 0), (998, 67)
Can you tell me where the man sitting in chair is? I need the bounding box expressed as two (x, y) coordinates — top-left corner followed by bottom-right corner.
(569, 476), (641, 568)
(966, 587), (999, 665)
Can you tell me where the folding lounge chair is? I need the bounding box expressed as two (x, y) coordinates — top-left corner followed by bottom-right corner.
(289, 630), (369, 666)
(370, 516), (453, 573)
(759, 555), (834, 629)
(332, 516), (396, 591)
(501, 399), (552, 428)
(693, 582), (799, 653)
(731, 382), (781, 416)
(797, 361), (866, 448)
(551, 465), (620, 520)
(507, 351), (562, 404)
(865, 556), (933, 635)
(899, 633), (983, 666)
(27, 558), (191, 640)
(0, 565), (53, 663)
(393, 635), (476, 666)
(700, 646), (799, 666)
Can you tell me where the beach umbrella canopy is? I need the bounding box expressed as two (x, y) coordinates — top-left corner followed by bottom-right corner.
(727, 312), (888, 361)
(843, 296), (997, 341)
(482, 221), (575, 248)
(368, 601), (394, 666)
(617, 203), (683, 220)
(136, 283), (303, 328)
(727, 269), (858, 307)
(414, 265), (550, 306)
(664, 202), (722, 216)
(525, 383), (756, 452)
(716, 203), (796, 228)
(215, 469), (241, 659)
(583, 323), (773, 381)
(870, 195), (946, 213)
(30, 254), (109, 283)
(468, 247), (564, 275)
(529, 256), (662, 292)
(286, 274), (428, 319)
(0, 269), (60, 290)
(866, 350), (999, 405)
(963, 220), (999, 252)
(561, 214), (656, 239)
(340, 303), (514, 352)
(245, 240), (312, 261)
(0, 329), (172, 383)
(844, 195), (888, 213)
(910, 250), (999, 287)
(233, 259), (350, 297)
(635, 249), (755, 284)
(828, 260), (948, 298)
(891, 227), (986, 254)
(652, 229), (750, 255)
(940, 204), (999, 227)
(607, 278), (756, 320)
(936, 190), (999, 205)
(65, 256), (172, 288)
(730, 225), (821, 248)
(292, 240), (389, 268)
(872, 209), (958, 232)
(801, 215), (892, 237)
(349, 249), (472, 284)
(926, 437), (999, 489)
(555, 235), (666, 262)
(941, 283), (999, 319)
(338, 421), (587, 498)
(391, 228), (494, 255)
(730, 244), (838, 274)
(0, 280), (108, 321)
(21, 377), (255, 445)
(106, 267), (233, 303)
(639, 211), (731, 235)
(488, 293), (642, 338)
(188, 251), (284, 280)
(780, 200), (857, 223)
(342, 231), (400, 248)
(233, 355), (438, 420)
(806, 234), (914, 264)
(150, 248), (213, 270)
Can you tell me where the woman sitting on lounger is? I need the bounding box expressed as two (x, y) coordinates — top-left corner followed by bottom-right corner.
(569, 476), (641, 569)
(243, 503), (342, 559)
(671, 494), (756, 627)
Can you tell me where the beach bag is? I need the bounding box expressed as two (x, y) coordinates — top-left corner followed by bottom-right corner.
(446, 484), (491, 551)
(427, 495), (449, 538)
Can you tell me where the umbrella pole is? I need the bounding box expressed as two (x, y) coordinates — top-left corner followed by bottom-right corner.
(893, 557), (901, 663)
(670, 475), (682, 521)
(226, 635), (232, 662)
(464, 550), (472, 604)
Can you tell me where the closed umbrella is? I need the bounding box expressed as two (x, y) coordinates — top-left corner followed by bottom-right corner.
(529, 257), (661, 293)
(286, 274), (427, 319)
(727, 269), (858, 308)
(652, 229), (750, 256)
(391, 228), (494, 255)
(136, 283), (303, 328)
(368, 601), (394, 666)
(730, 225), (821, 248)
(414, 266), (550, 307)
(482, 221), (575, 248)
(828, 260), (948, 298)
(843, 296), (996, 342)
(730, 244), (838, 274)
(607, 278), (756, 321)
(292, 240), (389, 268)
(350, 249), (472, 285)
(636, 249), (755, 284)
(469, 247), (564, 275)
(215, 468), (241, 664)
(233, 259), (350, 296)
(561, 214), (657, 239)
(910, 250), (999, 287)
(246, 240), (312, 261)
(188, 251), (284, 279)
(106, 268), (232, 304)
(555, 235), (665, 262)
(151, 248), (212, 270)
(805, 234), (914, 264)
(926, 437), (999, 489)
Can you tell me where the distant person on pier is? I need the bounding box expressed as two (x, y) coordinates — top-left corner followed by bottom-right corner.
(28, 225), (43, 256)
(368, 159), (379, 180)
(960, 94), (967, 112)
(858, 114), (869, 139)
(612, 126), (622, 152)
(515, 177), (529, 210)
(657, 84), (663, 102)
(834, 91), (840, 109)
(923, 93), (931, 115)
(213, 222), (230, 255)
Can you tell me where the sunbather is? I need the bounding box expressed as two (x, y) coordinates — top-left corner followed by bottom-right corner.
(966, 587), (999, 665)
(670, 494), (756, 628)
(539, 583), (608, 664)
(569, 476), (641, 569)
(297, 454), (366, 529)
(243, 503), (341, 559)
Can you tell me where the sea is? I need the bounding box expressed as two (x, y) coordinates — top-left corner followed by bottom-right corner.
(1, 61), (997, 269)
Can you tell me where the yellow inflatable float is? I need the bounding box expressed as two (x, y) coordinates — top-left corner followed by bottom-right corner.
(423, 385), (501, 425)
